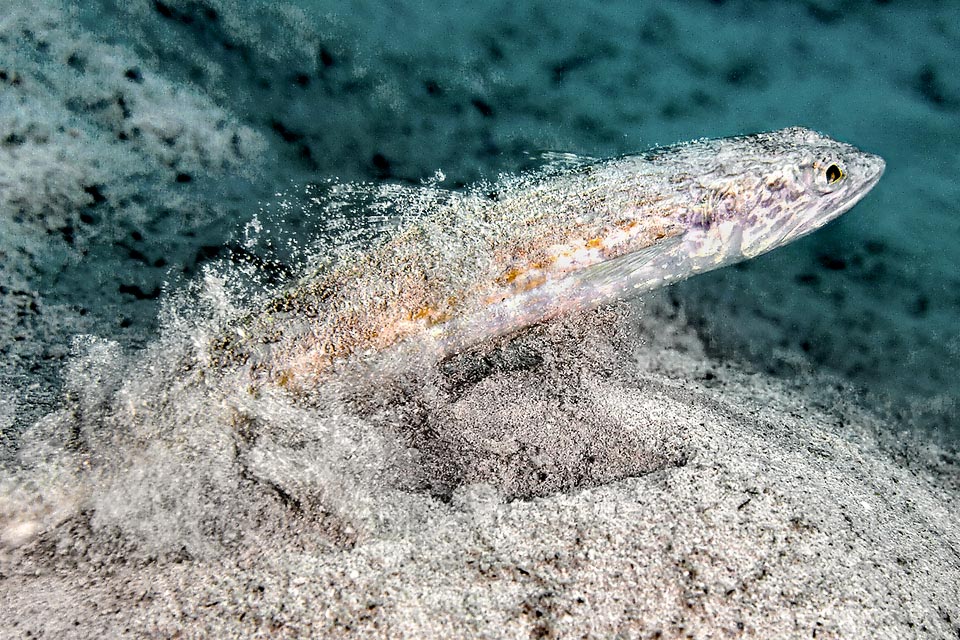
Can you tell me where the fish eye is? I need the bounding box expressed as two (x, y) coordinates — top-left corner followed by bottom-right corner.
(825, 163), (844, 184)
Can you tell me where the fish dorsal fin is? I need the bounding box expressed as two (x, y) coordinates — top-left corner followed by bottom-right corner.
(234, 180), (445, 290)
(521, 150), (600, 175)
(532, 150), (598, 166)
(301, 181), (426, 255)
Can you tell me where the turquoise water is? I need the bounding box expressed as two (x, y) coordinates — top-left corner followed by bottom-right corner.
(1, 2), (959, 636)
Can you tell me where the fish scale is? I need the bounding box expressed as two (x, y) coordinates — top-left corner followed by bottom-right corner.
(211, 127), (884, 391)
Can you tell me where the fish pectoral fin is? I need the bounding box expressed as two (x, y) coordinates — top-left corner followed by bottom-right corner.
(567, 235), (686, 295)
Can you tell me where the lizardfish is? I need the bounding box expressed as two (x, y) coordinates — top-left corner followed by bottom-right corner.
(212, 127), (884, 390)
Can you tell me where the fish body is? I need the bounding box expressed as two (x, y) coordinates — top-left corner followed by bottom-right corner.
(214, 127), (884, 389)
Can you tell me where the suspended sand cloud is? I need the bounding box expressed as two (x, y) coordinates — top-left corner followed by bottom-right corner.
(1, 131), (957, 637)
(0, 251), (683, 563)
(1, 127), (887, 553)
(5, 128), (883, 554)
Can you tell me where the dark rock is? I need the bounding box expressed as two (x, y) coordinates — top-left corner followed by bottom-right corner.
(372, 153), (391, 177)
(916, 65), (956, 109)
(270, 119), (304, 143)
(319, 47), (335, 68)
(471, 98), (494, 117)
(817, 254), (847, 271)
(911, 295), (929, 317)
(84, 185), (107, 206)
(118, 284), (161, 300)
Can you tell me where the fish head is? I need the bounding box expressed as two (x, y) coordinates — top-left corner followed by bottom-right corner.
(680, 126), (885, 266)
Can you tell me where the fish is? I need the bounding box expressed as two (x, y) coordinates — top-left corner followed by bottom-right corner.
(211, 127), (885, 391)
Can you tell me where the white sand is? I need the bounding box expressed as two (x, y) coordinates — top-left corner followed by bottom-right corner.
(1, 299), (958, 638)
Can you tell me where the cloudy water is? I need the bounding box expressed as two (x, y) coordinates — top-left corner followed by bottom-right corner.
(0, 175), (686, 558)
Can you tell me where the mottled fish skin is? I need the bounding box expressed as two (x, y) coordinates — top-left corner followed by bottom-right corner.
(212, 127), (884, 390)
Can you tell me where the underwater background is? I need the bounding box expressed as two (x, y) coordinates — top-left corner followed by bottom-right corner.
(3, 0), (959, 435)
(1, 1), (959, 637)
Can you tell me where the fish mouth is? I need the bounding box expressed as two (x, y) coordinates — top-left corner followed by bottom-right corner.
(858, 152), (886, 195)
(832, 151), (885, 217)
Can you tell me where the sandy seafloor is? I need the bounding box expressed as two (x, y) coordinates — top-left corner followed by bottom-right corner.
(1, 0), (959, 637)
